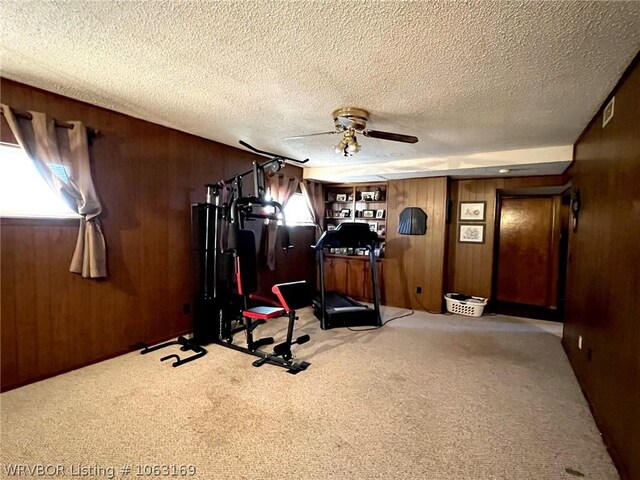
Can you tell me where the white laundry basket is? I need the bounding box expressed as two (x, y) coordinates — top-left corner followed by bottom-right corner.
(444, 293), (488, 317)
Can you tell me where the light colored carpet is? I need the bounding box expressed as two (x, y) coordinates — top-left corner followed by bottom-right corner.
(0, 307), (618, 480)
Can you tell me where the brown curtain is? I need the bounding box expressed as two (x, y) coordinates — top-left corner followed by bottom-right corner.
(301, 179), (325, 238)
(265, 174), (300, 270)
(1, 104), (107, 278)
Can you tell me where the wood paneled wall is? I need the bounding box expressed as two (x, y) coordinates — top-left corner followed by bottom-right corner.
(0, 79), (307, 391)
(562, 56), (640, 480)
(447, 175), (567, 299)
(383, 177), (448, 312)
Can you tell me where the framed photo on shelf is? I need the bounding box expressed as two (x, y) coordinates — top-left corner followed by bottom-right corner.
(340, 208), (351, 218)
(458, 224), (485, 243)
(363, 209), (375, 218)
(327, 224), (336, 231)
(376, 209), (385, 219)
(336, 193), (348, 202)
(459, 201), (486, 221)
(360, 191), (376, 201)
(325, 208), (333, 218)
(367, 221), (378, 232)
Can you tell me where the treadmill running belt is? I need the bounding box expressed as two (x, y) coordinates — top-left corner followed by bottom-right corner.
(313, 291), (378, 329)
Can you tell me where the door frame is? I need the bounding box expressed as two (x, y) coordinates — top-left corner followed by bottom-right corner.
(491, 185), (571, 321)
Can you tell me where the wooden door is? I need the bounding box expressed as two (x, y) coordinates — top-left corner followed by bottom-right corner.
(496, 196), (561, 308)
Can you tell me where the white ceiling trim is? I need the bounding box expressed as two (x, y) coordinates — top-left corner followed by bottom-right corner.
(303, 145), (573, 182)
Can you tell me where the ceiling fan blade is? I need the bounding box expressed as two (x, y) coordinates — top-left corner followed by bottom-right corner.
(363, 130), (419, 144)
(283, 131), (338, 140)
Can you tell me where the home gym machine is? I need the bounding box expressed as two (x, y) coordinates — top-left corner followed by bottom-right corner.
(141, 141), (313, 373)
(312, 222), (382, 330)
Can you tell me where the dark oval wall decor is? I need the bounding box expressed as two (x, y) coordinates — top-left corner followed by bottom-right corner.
(398, 207), (427, 235)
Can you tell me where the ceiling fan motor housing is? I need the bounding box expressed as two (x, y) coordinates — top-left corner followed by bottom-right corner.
(333, 107), (369, 132)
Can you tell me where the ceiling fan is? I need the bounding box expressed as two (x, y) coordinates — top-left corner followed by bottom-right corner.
(285, 107), (418, 157)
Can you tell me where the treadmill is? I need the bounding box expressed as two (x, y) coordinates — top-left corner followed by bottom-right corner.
(313, 222), (382, 330)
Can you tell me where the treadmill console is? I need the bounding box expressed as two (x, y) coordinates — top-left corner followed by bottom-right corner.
(314, 222), (378, 249)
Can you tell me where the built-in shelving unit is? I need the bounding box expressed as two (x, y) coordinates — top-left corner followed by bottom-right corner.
(324, 182), (387, 255)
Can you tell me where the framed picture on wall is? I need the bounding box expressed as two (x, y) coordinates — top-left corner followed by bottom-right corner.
(458, 224), (485, 244)
(459, 201), (486, 221)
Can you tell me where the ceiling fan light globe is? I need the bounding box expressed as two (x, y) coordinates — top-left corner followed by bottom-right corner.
(346, 140), (360, 153)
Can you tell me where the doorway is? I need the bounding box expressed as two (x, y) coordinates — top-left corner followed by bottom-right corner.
(493, 189), (570, 321)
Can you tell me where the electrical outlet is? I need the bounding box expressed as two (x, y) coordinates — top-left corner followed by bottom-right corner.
(416, 286), (422, 294)
(578, 335), (583, 350)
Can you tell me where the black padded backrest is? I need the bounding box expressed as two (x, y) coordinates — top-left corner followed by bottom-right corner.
(272, 281), (312, 311)
(236, 229), (258, 295)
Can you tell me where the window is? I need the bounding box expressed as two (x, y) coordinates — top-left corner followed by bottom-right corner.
(0, 143), (79, 218)
(284, 192), (314, 225)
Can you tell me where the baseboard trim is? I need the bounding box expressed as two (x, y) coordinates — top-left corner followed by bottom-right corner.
(493, 301), (563, 322)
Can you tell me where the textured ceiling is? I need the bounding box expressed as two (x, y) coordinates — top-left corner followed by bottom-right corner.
(1, 1), (639, 180)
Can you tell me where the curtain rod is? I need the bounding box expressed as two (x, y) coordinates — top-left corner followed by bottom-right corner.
(1, 108), (99, 137)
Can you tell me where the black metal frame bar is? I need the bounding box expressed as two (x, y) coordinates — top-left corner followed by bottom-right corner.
(219, 340), (310, 374)
(140, 336), (207, 367)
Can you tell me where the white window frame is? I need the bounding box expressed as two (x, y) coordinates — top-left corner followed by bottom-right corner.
(0, 143), (79, 219)
(283, 192), (315, 226)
